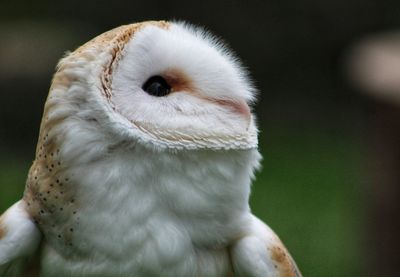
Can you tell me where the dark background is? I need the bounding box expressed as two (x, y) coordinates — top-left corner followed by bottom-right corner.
(1, 1), (400, 276)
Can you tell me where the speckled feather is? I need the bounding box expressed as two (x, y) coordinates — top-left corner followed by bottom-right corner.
(23, 21), (168, 259)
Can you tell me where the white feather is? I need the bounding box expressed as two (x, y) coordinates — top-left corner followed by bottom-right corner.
(0, 201), (41, 276)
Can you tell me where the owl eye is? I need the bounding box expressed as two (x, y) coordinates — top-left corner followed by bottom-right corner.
(142, 76), (171, 97)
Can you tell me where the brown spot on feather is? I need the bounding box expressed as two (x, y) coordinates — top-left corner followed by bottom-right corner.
(163, 68), (197, 93)
(270, 245), (302, 277)
(210, 99), (251, 120)
(161, 68), (251, 120)
(0, 214), (6, 239)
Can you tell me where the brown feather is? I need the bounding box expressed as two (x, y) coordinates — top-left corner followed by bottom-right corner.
(0, 214), (6, 240)
(23, 20), (170, 252)
(269, 244), (302, 277)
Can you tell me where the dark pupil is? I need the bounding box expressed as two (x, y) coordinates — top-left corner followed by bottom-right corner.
(142, 76), (171, 97)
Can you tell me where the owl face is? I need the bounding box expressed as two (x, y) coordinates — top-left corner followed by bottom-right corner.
(53, 21), (258, 151)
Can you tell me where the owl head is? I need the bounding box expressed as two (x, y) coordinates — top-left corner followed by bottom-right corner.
(41, 21), (258, 158)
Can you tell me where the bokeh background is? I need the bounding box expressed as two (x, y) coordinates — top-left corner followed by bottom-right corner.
(1, 1), (400, 276)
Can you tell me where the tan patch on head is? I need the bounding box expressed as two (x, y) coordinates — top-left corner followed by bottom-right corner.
(270, 245), (302, 277)
(50, 20), (170, 102)
(0, 214), (6, 239)
(74, 21), (170, 56)
(163, 68), (197, 93)
(75, 21), (170, 102)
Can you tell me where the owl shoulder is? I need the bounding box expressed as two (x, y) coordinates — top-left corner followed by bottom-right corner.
(230, 215), (301, 277)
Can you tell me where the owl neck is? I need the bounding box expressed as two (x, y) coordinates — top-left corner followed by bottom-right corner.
(66, 141), (261, 245)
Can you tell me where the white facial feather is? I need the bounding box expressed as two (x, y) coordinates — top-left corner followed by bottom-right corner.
(114, 23), (256, 101)
(110, 22), (258, 151)
(0, 21), (301, 277)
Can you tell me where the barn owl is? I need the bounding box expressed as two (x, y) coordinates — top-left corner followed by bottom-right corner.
(0, 21), (301, 277)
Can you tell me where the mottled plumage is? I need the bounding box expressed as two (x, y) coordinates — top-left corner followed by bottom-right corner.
(0, 21), (301, 276)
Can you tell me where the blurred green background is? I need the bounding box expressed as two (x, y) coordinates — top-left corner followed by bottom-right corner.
(1, 0), (400, 276)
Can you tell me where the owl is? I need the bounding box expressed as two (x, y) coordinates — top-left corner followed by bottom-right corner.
(0, 21), (301, 277)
